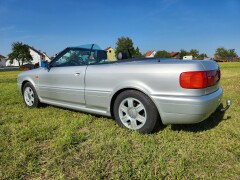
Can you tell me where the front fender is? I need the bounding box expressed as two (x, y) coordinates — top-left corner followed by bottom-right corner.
(18, 70), (40, 94)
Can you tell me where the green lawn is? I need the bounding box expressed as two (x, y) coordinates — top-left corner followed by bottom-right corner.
(0, 63), (239, 179)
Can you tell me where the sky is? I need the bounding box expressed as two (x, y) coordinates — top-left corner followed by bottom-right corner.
(0, 0), (240, 57)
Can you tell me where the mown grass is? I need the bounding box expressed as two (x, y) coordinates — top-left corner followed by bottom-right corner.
(0, 63), (239, 179)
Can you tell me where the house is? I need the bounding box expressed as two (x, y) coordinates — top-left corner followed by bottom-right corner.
(105, 47), (116, 61)
(28, 46), (51, 64)
(183, 55), (193, 60)
(169, 52), (180, 59)
(145, 50), (156, 58)
(6, 46), (51, 66)
(0, 54), (6, 67)
(214, 54), (240, 62)
(43, 52), (51, 61)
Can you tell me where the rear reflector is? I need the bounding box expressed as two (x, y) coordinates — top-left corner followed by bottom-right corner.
(180, 70), (220, 89)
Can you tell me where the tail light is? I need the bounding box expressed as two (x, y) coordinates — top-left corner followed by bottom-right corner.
(180, 69), (220, 89)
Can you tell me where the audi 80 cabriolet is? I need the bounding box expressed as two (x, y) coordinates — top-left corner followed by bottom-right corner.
(17, 44), (230, 133)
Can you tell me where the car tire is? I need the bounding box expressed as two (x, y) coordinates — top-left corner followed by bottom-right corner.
(22, 82), (41, 108)
(113, 90), (160, 133)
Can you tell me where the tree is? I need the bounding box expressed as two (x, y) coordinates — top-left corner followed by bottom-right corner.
(179, 49), (188, 59)
(179, 49), (208, 60)
(228, 49), (238, 58)
(134, 46), (144, 58)
(189, 49), (199, 59)
(215, 47), (228, 59)
(154, 50), (171, 58)
(115, 37), (135, 58)
(197, 53), (208, 60)
(8, 42), (33, 67)
(215, 47), (238, 60)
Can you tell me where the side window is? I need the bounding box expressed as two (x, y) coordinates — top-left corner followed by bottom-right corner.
(52, 49), (88, 67)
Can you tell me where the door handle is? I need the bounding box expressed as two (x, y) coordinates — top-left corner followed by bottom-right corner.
(75, 72), (81, 76)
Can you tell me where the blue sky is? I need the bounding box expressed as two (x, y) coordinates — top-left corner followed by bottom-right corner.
(0, 0), (240, 57)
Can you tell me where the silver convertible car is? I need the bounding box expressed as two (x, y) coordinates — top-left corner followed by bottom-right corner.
(18, 44), (228, 133)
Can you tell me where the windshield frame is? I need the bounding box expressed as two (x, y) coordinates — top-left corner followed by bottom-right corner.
(49, 47), (109, 67)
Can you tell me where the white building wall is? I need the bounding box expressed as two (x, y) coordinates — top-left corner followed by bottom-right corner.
(146, 51), (156, 58)
(29, 49), (42, 64)
(183, 55), (193, 60)
(151, 51), (156, 57)
(5, 48), (43, 66)
(6, 59), (19, 66)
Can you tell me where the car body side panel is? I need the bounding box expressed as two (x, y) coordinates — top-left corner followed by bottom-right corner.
(84, 89), (111, 111)
(84, 60), (210, 114)
(37, 66), (86, 106)
(18, 59), (222, 124)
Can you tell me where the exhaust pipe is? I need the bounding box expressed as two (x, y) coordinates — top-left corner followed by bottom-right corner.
(221, 100), (231, 112)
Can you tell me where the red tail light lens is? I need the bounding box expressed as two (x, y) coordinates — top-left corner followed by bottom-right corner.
(180, 71), (207, 89)
(180, 70), (220, 89)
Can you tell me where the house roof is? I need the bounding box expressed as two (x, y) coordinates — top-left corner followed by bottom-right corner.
(28, 46), (44, 56)
(28, 46), (50, 60)
(169, 52), (179, 57)
(145, 50), (155, 56)
(105, 47), (113, 51)
(0, 54), (6, 59)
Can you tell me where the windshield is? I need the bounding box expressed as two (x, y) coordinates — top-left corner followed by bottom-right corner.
(51, 44), (115, 67)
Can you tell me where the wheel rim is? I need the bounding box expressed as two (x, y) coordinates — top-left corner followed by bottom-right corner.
(118, 97), (147, 130)
(24, 87), (34, 106)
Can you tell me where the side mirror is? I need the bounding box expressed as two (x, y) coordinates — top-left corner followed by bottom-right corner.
(41, 61), (49, 68)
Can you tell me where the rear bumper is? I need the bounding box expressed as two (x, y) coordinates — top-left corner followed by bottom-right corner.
(151, 88), (222, 124)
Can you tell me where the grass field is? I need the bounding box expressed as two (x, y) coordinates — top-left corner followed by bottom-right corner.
(0, 63), (239, 179)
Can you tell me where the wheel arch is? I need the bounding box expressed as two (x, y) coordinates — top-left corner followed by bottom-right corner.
(110, 88), (162, 122)
(21, 79), (36, 94)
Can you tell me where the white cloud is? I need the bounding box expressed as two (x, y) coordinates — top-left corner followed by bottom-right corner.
(0, 26), (15, 32)
(145, 0), (180, 18)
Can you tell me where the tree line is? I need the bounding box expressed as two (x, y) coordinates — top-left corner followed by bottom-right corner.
(7, 38), (239, 66)
(115, 37), (239, 60)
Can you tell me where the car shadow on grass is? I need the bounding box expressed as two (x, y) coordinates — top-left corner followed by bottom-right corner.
(42, 104), (167, 133)
(170, 104), (231, 132)
(39, 104), (229, 133)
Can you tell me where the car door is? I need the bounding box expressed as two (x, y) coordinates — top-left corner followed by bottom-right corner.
(38, 48), (88, 106)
